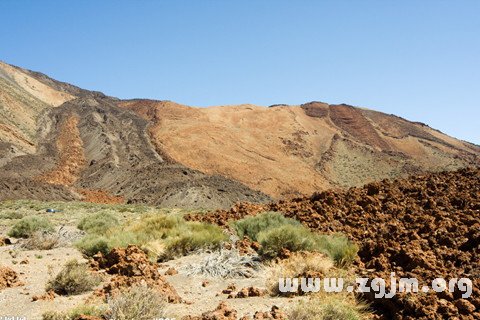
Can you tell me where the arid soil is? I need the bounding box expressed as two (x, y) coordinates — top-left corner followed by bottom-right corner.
(119, 99), (479, 198)
(187, 168), (480, 319)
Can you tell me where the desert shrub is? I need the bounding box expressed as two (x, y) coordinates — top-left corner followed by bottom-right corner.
(316, 234), (358, 266)
(233, 211), (300, 241)
(184, 249), (260, 278)
(78, 212), (119, 235)
(258, 224), (319, 259)
(8, 216), (54, 238)
(76, 232), (143, 257)
(257, 224), (358, 265)
(0, 211), (24, 219)
(42, 305), (106, 320)
(46, 259), (101, 295)
(76, 234), (111, 256)
(162, 222), (227, 259)
(107, 285), (166, 320)
(127, 214), (185, 240)
(76, 214), (227, 260)
(267, 251), (334, 296)
(288, 294), (367, 320)
(22, 231), (60, 250)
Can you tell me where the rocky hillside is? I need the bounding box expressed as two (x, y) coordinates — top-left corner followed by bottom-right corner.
(119, 100), (480, 198)
(0, 61), (479, 208)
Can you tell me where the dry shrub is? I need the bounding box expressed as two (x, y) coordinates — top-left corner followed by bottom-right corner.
(46, 260), (101, 295)
(42, 305), (106, 320)
(184, 249), (260, 278)
(22, 231), (60, 250)
(266, 251), (334, 296)
(107, 285), (167, 320)
(288, 294), (368, 320)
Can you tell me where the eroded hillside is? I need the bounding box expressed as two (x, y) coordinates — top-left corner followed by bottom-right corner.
(119, 100), (480, 198)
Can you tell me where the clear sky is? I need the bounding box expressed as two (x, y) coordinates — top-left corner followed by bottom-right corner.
(1, 1), (479, 144)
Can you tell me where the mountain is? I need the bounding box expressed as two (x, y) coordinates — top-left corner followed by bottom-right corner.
(0, 61), (478, 207)
(119, 99), (480, 198)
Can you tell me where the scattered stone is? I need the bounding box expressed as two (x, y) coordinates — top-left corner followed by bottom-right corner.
(165, 267), (178, 276)
(0, 266), (23, 290)
(182, 301), (237, 320)
(32, 289), (55, 301)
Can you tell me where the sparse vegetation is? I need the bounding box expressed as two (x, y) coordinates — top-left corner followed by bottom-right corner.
(42, 305), (107, 320)
(232, 211), (300, 241)
(185, 249), (260, 278)
(288, 294), (367, 320)
(257, 224), (319, 258)
(257, 224), (357, 265)
(76, 234), (111, 256)
(76, 213), (227, 260)
(77, 212), (119, 235)
(46, 260), (100, 295)
(161, 222), (227, 260)
(267, 251), (334, 296)
(22, 231), (60, 250)
(107, 285), (166, 320)
(8, 216), (54, 238)
(0, 211), (24, 219)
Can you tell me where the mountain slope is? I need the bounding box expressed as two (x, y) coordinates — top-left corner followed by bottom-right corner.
(119, 100), (480, 198)
(0, 61), (478, 207)
(0, 63), (270, 208)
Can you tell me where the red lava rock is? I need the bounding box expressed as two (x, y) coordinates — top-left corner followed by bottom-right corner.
(253, 306), (286, 320)
(454, 299), (476, 314)
(186, 168), (480, 319)
(164, 267), (178, 275)
(32, 289), (55, 301)
(222, 283), (237, 295)
(182, 301), (237, 320)
(235, 236), (260, 255)
(0, 266), (22, 290)
(92, 245), (181, 303)
(229, 287), (266, 299)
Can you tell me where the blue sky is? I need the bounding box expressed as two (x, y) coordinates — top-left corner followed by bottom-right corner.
(1, 1), (479, 144)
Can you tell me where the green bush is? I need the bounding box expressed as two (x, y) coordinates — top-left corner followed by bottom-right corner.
(76, 234), (111, 256)
(78, 212), (119, 235)
(233, 211), (300, 241)
(162, 222), (227, 259)
(258, 224), (358, 265)
(46, 260), (101, 295)
(258, 224), (318, 258)
(8, 216), (54, 238)
(317, 234), (358, 266)
(0, 211), (24, 219)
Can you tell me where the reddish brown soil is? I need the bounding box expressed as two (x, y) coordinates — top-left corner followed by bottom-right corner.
(0, 266), (22, 290)
(76, 188), (124, 204)
(328, 104), (391, 150)
(36, 115), (86, 185)
(91, 245), (181, 303)
(187, 168), (480, 319)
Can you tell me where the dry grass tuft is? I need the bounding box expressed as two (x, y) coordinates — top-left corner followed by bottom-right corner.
(107, 285), (167, 320)
(46, 259), (101, 296)
(266, 251), (334, 296)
